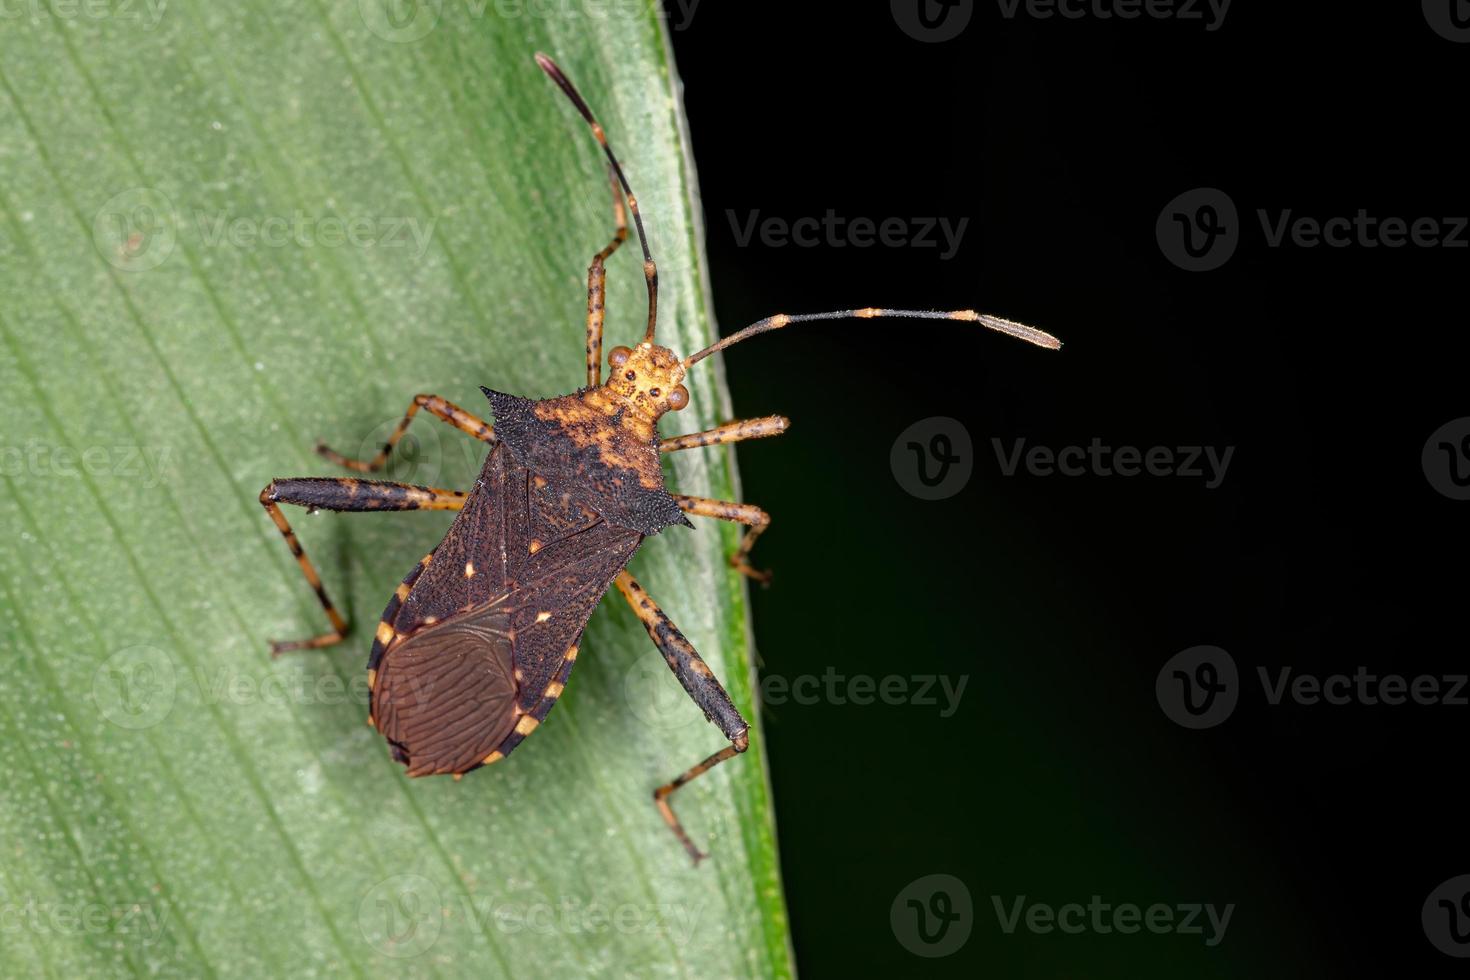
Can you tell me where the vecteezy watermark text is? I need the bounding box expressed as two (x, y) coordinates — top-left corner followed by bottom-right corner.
(994, 0), (1231, 31)
(992, 437), (1234, 489)
(992, 895), (1234, 947)
(763, 669), (968, 718)
(1, 442), (173, 489)
(726, 210), (969, 260)
(357, 0), (703, 44)
(92, 186), (438, 272)
(193, 209), (436, 256)
(0, 0), (167, 29)
(0, 899), (169, 944)
(357, 874), (702, 958)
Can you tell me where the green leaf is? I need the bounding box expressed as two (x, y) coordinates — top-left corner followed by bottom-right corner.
(0, 3), (792, 976)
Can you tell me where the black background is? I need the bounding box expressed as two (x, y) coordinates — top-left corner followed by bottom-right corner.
(669, 2), (1466, 976)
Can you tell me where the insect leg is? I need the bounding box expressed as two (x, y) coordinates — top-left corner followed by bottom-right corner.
(672, 495), (772, 584)
(658, 415), (789, 453)
(258, 477), (466, 655)
(316, 394), (495, 473)
(614, 570), (749, 864)
(587, 166), (629, 387)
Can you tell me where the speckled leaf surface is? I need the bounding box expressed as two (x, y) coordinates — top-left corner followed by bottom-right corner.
(0, 3), (791, 976)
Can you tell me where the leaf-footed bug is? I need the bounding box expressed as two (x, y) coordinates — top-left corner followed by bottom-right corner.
(258, 52), (1060, 863)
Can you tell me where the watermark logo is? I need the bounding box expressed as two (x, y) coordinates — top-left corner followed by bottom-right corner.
(1423, 0), (1470, 42)
(891, 874), (973, 957)
(1424, 875), (1470, 957)
(349, 414), (446, 487)
(891, 417), (973, 500)
(891, 0), (974, 42)
(359, 0), (443, 42)
(359, 874), (444, 958)
(1156, 645), (1238, 729)
(624, 655), (701, 732)
(1156, 187), (1238, 272)
(93, 187), (176, 272)
(93, 645), (177, 730)
(1422, 417), (1470, 500)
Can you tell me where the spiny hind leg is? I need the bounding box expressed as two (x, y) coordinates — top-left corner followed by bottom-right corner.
(259, 478), (466, 655)
(317, 394), (495, 473)
(672, 495), (773, 584)
(614, 571), (749, 865)
(586, 166), (629, 387)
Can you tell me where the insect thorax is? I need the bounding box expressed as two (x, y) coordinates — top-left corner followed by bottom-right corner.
(481, 386), (690, 535)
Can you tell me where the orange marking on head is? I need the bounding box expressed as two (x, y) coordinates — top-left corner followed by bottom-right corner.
(597, 342), (688, 421)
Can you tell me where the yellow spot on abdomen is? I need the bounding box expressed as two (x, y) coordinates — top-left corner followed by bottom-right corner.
(375, 622), (395, 645)
(483, 750), (504, 765)
(515, 715), (540, 736)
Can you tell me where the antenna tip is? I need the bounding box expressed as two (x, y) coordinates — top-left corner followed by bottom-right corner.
(974, 313), (1063, 351)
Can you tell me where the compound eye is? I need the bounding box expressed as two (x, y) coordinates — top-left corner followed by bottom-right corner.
(666, 385), (689, 411)
(608, 346), (632, 368)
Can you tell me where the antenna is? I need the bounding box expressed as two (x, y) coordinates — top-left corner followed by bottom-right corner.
(535, 53), (660, 342)
(683, 308), (1062, 367)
